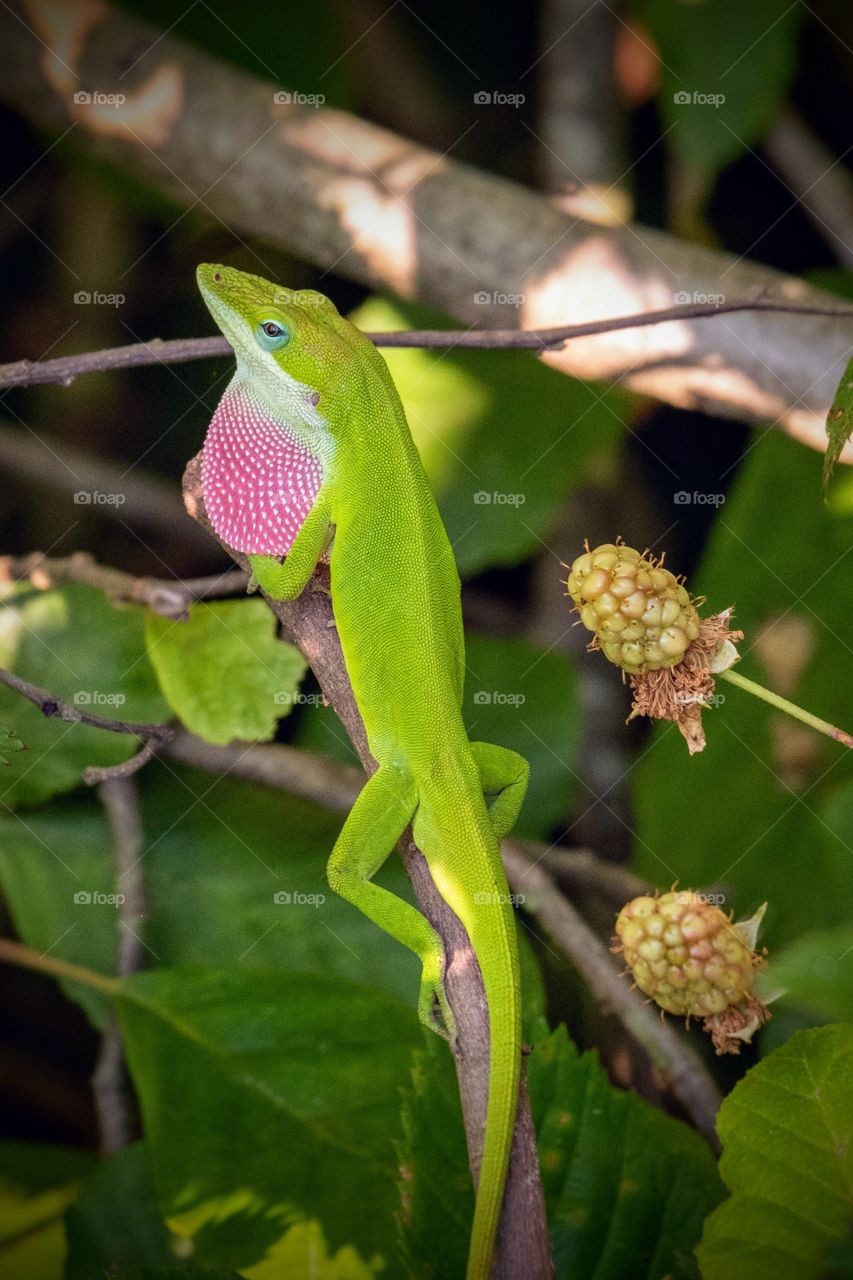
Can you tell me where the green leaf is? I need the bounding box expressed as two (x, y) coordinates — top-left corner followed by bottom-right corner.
(697, 1025), (853, 1280)
(462, 633), (578, 838)
(65, 1143), (174, 1278)
(632, 433), (853, 948)
(642, 0), (802, 174)
(528, 1024), (723, 1278)
(349, 298), (627, 577)
(0, 799), (120, 1027)
(116, 967), (420, 1274)
(396, 1034), (471, 1279)
(824, 354), (853, 494)
(769, 926), (853, 1026)
(0, 583), (168, 807)
(0, 1142), (93, 1280)
(145, 600), (306, 745)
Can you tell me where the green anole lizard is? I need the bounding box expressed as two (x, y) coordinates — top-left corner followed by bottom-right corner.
(197, 264), (529, 1280)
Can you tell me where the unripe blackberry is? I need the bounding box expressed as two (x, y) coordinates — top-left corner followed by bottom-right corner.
(614, 891), (758, 1019)
(566, 544), (700, 674)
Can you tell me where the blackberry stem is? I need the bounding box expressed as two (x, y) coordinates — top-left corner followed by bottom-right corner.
(719, 669), (853, 749)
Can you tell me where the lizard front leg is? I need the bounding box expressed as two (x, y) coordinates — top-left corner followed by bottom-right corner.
(248, 498), (332, 600)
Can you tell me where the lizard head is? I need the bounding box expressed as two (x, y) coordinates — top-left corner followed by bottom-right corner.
(197, 263), (372, 448)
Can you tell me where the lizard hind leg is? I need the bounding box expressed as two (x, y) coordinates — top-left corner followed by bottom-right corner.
(326, 764), (455, 1042)
(469, 741), (530, 840)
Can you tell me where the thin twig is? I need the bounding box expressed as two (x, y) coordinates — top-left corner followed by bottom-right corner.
(0, 298), (851, 391)
(91, 775), (145, 1154)
(765, 108), (853, 270)
(1, 552), (249, 619)
(719, 667), (853, 748)
(0, 667), (172, 745)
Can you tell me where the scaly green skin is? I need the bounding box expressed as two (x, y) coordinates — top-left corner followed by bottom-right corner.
(197, 265), (529, 1280)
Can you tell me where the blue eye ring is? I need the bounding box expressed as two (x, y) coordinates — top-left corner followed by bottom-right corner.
(256, 319), (291, 351)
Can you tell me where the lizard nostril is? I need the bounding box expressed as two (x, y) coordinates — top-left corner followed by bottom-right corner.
(214, 271), (222, 282)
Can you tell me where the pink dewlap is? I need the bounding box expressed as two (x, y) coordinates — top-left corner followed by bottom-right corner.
(201, 385), (323, 555)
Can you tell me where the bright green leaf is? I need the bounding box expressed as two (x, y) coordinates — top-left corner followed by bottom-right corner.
(145, 600), (306, 745)
(0, 583), (168, 807)
(349, 298), (627, 577)
(0, 1142), (93, 1280)
(697, 1025), (853, 1280)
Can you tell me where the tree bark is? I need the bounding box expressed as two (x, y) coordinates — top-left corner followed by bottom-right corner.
(1, 0), (851, 457)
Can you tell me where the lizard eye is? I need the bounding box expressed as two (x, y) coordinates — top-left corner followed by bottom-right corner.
(256, 319), (291, 351)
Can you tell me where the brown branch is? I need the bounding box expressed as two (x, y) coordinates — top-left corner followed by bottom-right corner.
(1, 551), (249, 620)
(181, 453), (553, 1280)
(1, 297), (852, 388)
(91, 775), (145, 1153)
(0, 667), (172, 746)
(2, 0), (852, 454)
